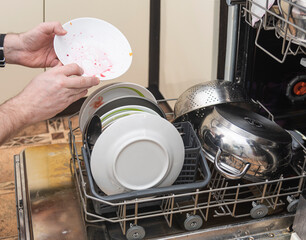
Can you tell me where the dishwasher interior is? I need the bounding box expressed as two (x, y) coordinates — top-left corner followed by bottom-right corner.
(67, 96), (306, 240)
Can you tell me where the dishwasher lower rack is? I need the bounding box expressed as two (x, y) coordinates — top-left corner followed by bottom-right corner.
(81, 120), (211, 215)
(68, 113), (306, 240)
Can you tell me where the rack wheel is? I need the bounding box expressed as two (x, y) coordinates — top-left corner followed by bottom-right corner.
(184, 214), (203, 231)
(126, 225), (145, 240)
(250, 202), (268, 219)
(287, 196), (299, 213)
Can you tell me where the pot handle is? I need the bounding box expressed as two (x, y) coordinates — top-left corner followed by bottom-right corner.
(214, 148), (251, 180)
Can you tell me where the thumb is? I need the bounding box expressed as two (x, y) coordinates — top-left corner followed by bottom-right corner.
(51, 60), (63, 68)
(53, 22), (67, 36)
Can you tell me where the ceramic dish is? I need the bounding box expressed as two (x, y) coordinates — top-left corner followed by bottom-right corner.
(101, 110), (143, 130)
(79, 82), (116, 124)
(83, 96), (166, 146)
(79, 82), (157, 132)
(91, 95), (165, 121)
(54, 17), (132, 80)
(90, 113), (185, 195)
(100, 104), (160, 124)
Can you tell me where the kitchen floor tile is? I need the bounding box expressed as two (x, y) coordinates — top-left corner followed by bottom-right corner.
(0, 236), (18, 240)
(0, 146), (24, 183)
(14, 121), (48, 137)
(0, 193), (17, 238)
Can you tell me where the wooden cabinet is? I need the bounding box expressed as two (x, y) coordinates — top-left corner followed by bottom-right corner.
(160, 0), (220, 102)
(0, 0), (44, 104)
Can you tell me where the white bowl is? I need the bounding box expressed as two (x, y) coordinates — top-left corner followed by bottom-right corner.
(90, 113), (185, 195)
(79, 82), (156, 132)
(54, 17), (132, 80)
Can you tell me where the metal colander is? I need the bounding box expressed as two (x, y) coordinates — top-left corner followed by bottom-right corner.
(174, 80), (248, 120)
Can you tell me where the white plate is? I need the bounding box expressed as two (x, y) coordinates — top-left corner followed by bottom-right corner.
(54, 17), (132, 80)
(79, 82), (156, 132)
(101, 110), (144, 130)
(100, 104), (160, 124)
(90, 114), (185, 195)
(79, 82), (116, 126)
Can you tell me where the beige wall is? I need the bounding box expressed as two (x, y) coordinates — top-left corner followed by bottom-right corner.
(160, 0), (220, 103)
(0, 0), (220, 106)
(0, 0), (44, 104)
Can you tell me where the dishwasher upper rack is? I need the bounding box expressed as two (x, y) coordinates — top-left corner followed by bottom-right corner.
(68, 112), (306, 240)
(241, 0), (306, 63)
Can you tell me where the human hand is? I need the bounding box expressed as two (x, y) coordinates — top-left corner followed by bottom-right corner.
(3, 22), (66, 68)
(11, 63), (100, 125)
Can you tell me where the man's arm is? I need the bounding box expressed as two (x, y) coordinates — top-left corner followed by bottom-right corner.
(3, 22), (67, 68)
(0, 63), (99, 145)
(0, 22), (100, 145)
(0, 97), (27, 145)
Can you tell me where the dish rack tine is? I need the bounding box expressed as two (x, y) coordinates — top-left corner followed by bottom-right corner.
(162, 194), (175, 228)
(273, 177), (283, 209)
(204, 190), (212, 221)
(134, 200), (139, 226)
(118, 201), (127, 235)
(220, 182), (229, 202)
(301, 153), (306, 175)
(169, 195), (175, 227)
(232, 184), (241, 217)
(298, 175), (305, 196)
(193, 189), (200, 215)
(212, 173), (225, 201)
(256, 21), (291, 63)
(260, 180), (269, 204)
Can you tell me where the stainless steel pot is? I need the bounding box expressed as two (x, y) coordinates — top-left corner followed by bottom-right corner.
(199, 104), (292, 181)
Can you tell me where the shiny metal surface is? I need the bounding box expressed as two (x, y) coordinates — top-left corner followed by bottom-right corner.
(15, 143), (86, 240)
(149, 214), (294, 240)
(199, 105), (292, 181)
(173, 80), (247, 120)
(15, 153), (32, 240)
(293, 194), (306, 239)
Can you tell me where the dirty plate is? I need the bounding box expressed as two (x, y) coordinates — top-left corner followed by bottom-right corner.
(54, 17), (133, 80)
(79, 82), (157, 132)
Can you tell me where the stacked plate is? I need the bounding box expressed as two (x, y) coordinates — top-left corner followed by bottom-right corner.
(79, 82), (158, 132)
(80, 82), (185, 196)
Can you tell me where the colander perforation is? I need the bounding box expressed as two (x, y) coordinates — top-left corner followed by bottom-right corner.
(174, 80), (247, 119)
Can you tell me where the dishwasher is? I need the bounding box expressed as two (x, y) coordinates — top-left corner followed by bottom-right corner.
(14, 104), (306, 239)
(14, 0), (306, 239)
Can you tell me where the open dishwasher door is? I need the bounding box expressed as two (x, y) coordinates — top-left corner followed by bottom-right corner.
(14, 144), (87, 240)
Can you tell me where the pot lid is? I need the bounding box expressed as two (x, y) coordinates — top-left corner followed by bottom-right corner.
(215, 104), (292, 143)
